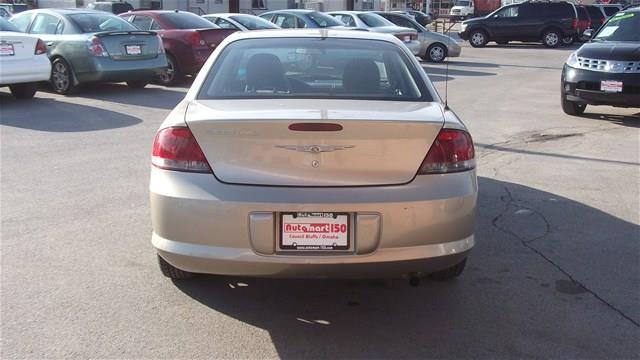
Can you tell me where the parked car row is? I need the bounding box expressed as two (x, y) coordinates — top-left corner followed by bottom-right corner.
(255, 9), (460, 63)
(0, 6), (462, 99)
(459, 0), (629, 48)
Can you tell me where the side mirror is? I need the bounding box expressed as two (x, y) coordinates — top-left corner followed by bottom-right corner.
(583, 29), (593, 39)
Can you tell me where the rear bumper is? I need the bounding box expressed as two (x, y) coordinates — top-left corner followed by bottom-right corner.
(75, 55), (167, 83)
(155, 234), (472, 278)
(150, 168), (477, 278)
(562, 65), (640, 108)
(447, 43), (462, 57)
(0, 55), (51, 86)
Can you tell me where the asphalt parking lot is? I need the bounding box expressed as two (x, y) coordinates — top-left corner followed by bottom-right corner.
(1, 42), (639, 358)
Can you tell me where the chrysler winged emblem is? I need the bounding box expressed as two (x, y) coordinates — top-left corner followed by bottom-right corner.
(275, 145), (355, 154)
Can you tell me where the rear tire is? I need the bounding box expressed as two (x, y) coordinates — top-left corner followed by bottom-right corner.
(428, 258), (467, 281)
(542, 29), (561, 48)
(158, 254), (194, 279)
(425, 43), (447, 63)
(50, 57), (76, 95)
(469, 29), (488, 48)
(158, 54), (183, 86)
(126, 80), (148, 89)
(561, 95), (586, 116)
(9, 83), (37, 99)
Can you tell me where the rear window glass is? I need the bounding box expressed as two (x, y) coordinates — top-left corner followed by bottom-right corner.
(198, 37), (430, 102)
(69, 13), (137, 33)
(0, 17), (19, 32)
(306, 12), (342, 27)
(358, 13), (391, 27)
(601, 7), (619, 16)
(229, 14), (278, 29)
(160, 12), (217, 29)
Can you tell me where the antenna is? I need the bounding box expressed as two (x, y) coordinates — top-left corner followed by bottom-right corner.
(444, 18), (451, 110)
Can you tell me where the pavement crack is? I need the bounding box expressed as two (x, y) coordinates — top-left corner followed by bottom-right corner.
(491, 185), (640, 328)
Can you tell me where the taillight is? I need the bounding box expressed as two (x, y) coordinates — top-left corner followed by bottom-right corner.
(156, 35), (165, 54)
(152, 127), (211, 173)
(187, 31), (205, 46)
(34, 38), (47, 55)
(87, 36), (108, 57)
(417, 129), (475, 174)
(572, 18), (578, 29)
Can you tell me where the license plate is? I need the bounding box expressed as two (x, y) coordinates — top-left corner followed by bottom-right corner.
(280, 212), (349, 251)
(0, 43), (14, 56)
(601, 80), (623, 93)
(125, 45), (141, 55)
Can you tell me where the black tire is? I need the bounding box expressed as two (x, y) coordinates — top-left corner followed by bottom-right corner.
(469, 29), (488, 48)
(561, 94), (586, 116)
(158, 54), (183, 86)
(50, 57), (76, 95)
(561, 35), (575, 46)
(158, 254), (194, 279)
(428, 258), (467, 281)
(424, 43), (447, 63)
(542, 29), (561, 48)
(9, 83), (37, 99)
(126, 80), (148, 89)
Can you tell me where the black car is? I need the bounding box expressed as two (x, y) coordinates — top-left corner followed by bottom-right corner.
(459, 1), (578, 48)
(561, 9), (640, 115)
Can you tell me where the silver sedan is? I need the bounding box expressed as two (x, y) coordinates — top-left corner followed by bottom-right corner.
(150, 30), (477, 282)
(376, 11), (462, 62)
(327, 11), (421, 55)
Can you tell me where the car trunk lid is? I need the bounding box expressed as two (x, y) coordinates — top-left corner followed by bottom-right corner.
(95, 30), (160, 60)
(185, 99), (445, 187)
(0, 34), (38, 61)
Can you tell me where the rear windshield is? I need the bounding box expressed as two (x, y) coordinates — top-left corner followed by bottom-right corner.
(229, 14), (278, 29)
(69, 13), (137, 33)
(0, 17), (19, 32)
(160, 12), (217, 29)
(594, 11), (639, 41)
(306, 12), (342, 27)
(198, 38), (430, 102)
(358, 13), (391, 27)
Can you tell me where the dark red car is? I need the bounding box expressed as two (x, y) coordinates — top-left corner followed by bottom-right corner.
(121, 10), (237, 85)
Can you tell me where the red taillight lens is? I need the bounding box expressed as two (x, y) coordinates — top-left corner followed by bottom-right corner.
(152, 127), (211, 173)
(572, 19), (578, 29)
(188, 31), (205, 46)
(34, 38), (47, 55)
(87, 36), (108, 57)
(417, 129), (475, 174)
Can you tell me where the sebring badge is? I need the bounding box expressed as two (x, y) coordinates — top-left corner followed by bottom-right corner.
(275, 145), (355, 153)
